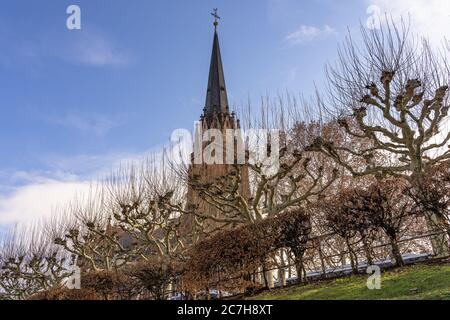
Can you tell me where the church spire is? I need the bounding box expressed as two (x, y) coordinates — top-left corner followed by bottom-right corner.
(203, 9), (229, 119)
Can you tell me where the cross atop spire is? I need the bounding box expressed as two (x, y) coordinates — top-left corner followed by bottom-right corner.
(211, 8), (220, 30)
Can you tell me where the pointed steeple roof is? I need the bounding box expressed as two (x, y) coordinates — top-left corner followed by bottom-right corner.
(203, 26), (229, 118)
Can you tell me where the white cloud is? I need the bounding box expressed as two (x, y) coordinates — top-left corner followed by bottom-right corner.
(0, 146), (167, 227)
(286, 25), (337, 46)
(0, 180), (90, 226)
(366, 0), (450, 46)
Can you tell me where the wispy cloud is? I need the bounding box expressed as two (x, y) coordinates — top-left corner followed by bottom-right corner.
(45, 112), (125, 136)
(0, 146), (166, 226)
(0, 169), (78, 186)
(366, 0), (450, 46)
(43, 151), (148, 179)
(285, 25), (337, 46)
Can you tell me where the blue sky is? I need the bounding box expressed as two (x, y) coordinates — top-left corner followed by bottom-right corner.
(0, 0), (448, 227)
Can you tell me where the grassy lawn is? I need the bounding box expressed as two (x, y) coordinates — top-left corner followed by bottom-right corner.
(248, 263), (450, 300)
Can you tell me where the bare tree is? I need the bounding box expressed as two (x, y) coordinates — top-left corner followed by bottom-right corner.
(49, 188), (133, 272)
(105, 159), (188, 260)
(0, 225), (74, 300)
(44, 154), (190, 274)
(310, 19), (450, 256)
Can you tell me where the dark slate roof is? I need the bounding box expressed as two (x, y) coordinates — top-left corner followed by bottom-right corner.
(204, 30), (229, 118)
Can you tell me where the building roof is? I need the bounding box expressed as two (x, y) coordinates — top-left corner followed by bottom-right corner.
(203, 29), (229, 118)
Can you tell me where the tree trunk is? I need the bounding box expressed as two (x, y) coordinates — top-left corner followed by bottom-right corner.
(412, 173), (450, 258)
(278, 267), (286, 287)
(266, 269), (274, 288)
(261, 262), (269, 289)
(294, 256), (306, 283)
(316, 238), (327, 276)
(253, 270), (260, 285)
(345, 238), (359, 274)
(362, 235), (373, 265)
(389, 235), (404, 267)
(278, 249), (287, 287)
(426, 213), (450, 258)
(290, 246), (307, 283)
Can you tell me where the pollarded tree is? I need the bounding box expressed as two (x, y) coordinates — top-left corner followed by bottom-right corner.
(49, 157), (190, 274)
(105, 161), (188, 260)
(0, 226), (74, 300)
(311, 19), (450, 256)
(49, 190), (135, 272)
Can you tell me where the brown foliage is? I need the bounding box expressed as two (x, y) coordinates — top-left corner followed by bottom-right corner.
(322, 189), (372, 240)
(28, 286), (100, 300)
(326, 178), (415, 267)
(82, 270), (138, 300)
(30, 270), (139, 300)
(408, 161), (450, 235)
(182, 210), (311, 292)
(320, 188), (375, 272)
(125, 258), (179, 300)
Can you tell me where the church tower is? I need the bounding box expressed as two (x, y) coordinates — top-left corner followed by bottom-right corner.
(184, 10), (250, 237)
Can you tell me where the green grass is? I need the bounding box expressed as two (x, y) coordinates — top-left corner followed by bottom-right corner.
(248, 263), (450, 300)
